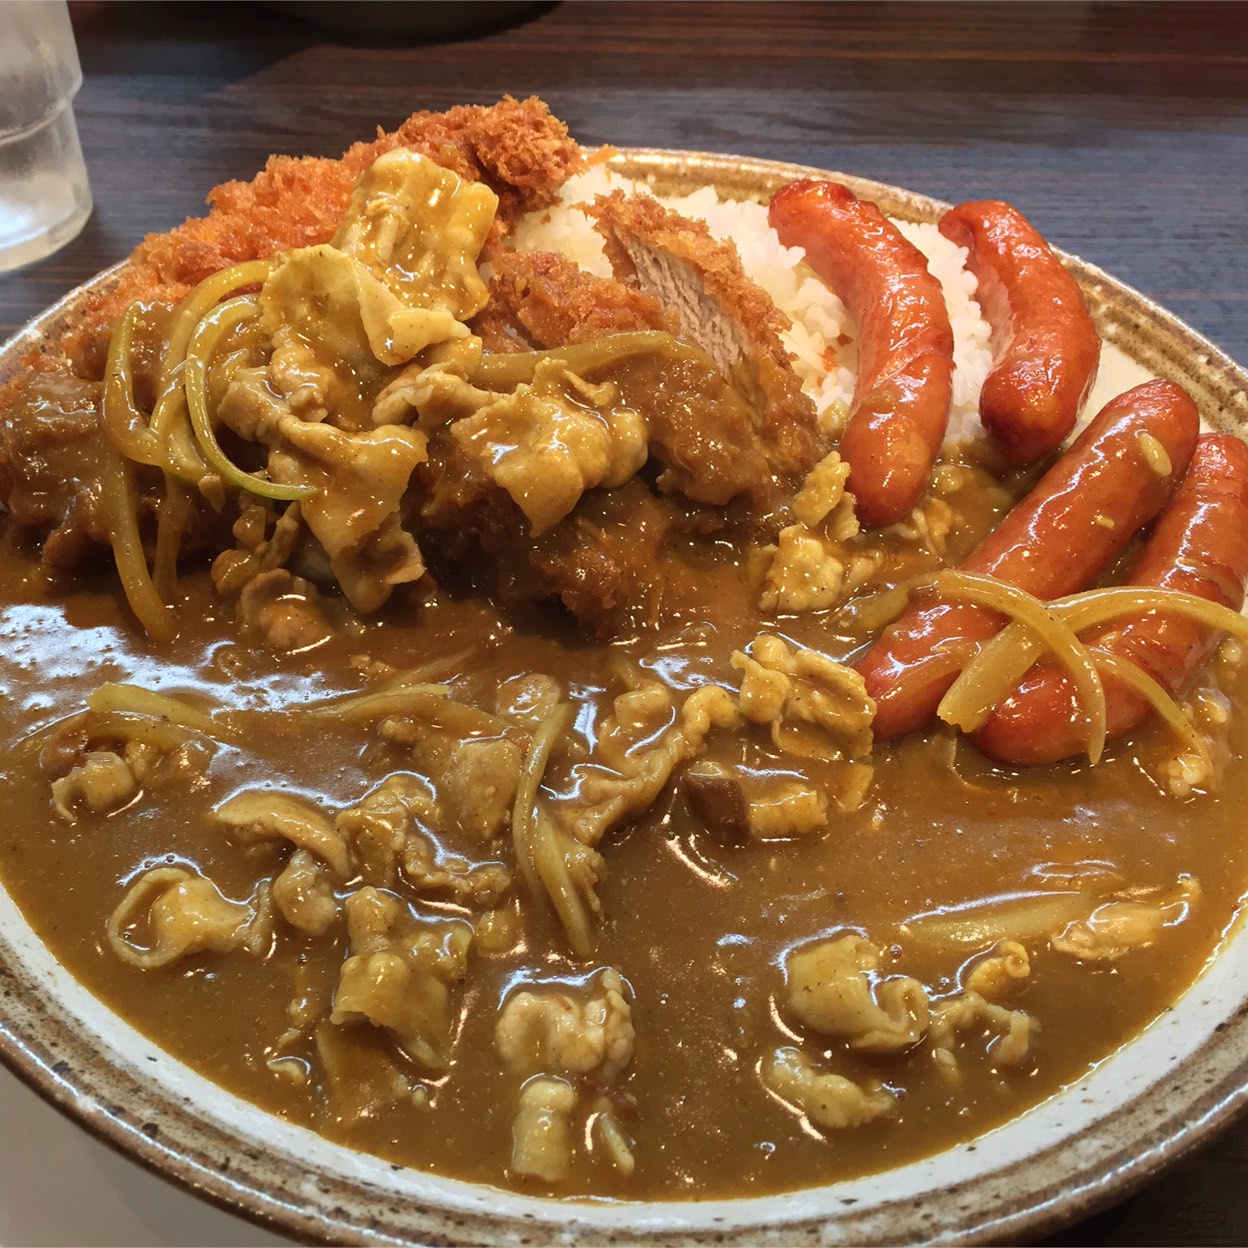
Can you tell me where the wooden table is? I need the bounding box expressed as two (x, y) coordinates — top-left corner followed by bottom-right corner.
(3, 2), (1247, 1243)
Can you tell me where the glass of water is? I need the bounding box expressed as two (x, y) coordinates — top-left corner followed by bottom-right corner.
(0, 0), (92, 273)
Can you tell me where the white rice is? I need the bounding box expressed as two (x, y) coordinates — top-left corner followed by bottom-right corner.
(511, 167), (995, 448)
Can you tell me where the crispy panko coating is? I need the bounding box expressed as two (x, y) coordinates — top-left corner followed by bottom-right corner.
(473, 248), (677, 353)
(587, 190), (826, 481)
(27, 97), (582, 382)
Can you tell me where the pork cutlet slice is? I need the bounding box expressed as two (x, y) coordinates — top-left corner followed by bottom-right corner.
(474, 247), (677, 353)
(586, 190), (827, 482)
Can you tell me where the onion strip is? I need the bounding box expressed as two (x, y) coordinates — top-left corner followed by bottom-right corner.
(376, 650), (476, 688)
(511, 703), (571, 902)
(470, 330), (678, 388)
(98, 310), (174, 636)
(98, 449), (173, 641)
(295, 686), (535, 754)
(938, 582), (1248, 751)
(1048, 585), (1248, 643)
(933, 570), (1107, 762)
(152, 482), (193, 601)
(903, 890), (1093, 951)
(1089, 648), (1209, 762)
(511, 703), (594, 954)
(532, 804), (594, 958)
(299, 685), (450, 724)
(185, 296), (313, 502)
(149, 257), (274, 471)
(102, 304), (172, 470)
(87, 683), (221, 736)
(936, 622), (1047, 735)
(166, 259), (274, 367)
(80, 709), (201, 754)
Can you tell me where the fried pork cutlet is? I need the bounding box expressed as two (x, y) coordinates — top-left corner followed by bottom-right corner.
(0, 97), (583, 573)
(473, 248), (677, 353)
(29, 96), (583, 381)
(471, 247), (779, 510)
(418, 443), (707, 638)
(587, 190), (827, 482)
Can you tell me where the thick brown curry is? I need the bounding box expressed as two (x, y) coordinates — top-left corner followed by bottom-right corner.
(1, 99), (1246, 1200)
(1, 523), (1244, 1197)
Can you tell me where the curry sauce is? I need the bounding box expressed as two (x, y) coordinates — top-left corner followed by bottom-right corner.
(1, 514), (1245, 1197)
(2, 109), (1247, 1202)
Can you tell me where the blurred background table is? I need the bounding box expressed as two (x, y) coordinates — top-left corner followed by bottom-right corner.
(2, 2), (1247, 1244)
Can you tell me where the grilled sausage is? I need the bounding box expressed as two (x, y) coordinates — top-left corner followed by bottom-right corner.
(858, 379), (1201, 740)
(973, 434), (1248, 765)
(940, 200), (1100, 466)
(769, 180), (954, 527)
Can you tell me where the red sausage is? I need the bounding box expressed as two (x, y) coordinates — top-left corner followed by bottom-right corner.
(973, 434), (1248, 765)
(857, 379), (1201, 740)
(940, 200), (1100, 466)
(769, 180), (954, 527)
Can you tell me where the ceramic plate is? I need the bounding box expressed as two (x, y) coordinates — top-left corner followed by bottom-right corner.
(2, 149), (1248, 1246)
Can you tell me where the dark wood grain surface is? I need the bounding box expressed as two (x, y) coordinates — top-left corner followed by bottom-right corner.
(4, 2), (1248, 1243)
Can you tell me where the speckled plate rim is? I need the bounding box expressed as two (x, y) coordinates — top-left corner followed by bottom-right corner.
(2, 148), (1248, 1248)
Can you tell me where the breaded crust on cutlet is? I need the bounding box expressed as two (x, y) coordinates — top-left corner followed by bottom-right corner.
(31, 97), (583, 382)
(586, 190), (826, 481)
(472, 248), (677, 353)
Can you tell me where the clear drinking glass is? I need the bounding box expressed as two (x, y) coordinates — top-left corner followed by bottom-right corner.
(0, 0), (92, 272)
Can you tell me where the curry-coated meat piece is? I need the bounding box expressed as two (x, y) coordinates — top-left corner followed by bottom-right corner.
(495, 969), (636, 1181)
(0, 370), (111, 568)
